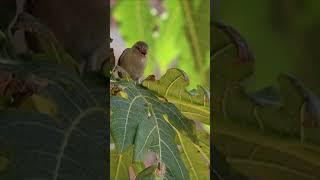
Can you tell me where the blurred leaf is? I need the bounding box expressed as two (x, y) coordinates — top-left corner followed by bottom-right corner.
(218, 0), (295, 90)
(0, 96), (13, 110)
(113, 0), (210, 88)
(0, 61), (107, 179)
(212, 145), (250, 180)
(180, 0), (210, 86)
(152, 0), (182, 74)
(19, 94), (58, 119)
(212, 21), (320, 179)
(0, 70), (40, 106)
(211, 22), (254, 82)
(142, 68), (210, 124)
(13, 13), (80, 74)
(212, 21), (254, 121)
(0, 30), (16, 59)
(214, 119), (320, 180)
(0, 0), (15, 29)
(0, 156), (9, 172)
(113, 0), (157, 75)
(113, 0), (156, 46)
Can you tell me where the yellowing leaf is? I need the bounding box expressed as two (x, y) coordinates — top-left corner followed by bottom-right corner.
(143, 68), (210, 124)
(119, 91), (128, 100)
(19, 94), (57, 119)
(163, 114), (210, 180)
(0, 156), (9, 172)
(111, 147), (133, 180)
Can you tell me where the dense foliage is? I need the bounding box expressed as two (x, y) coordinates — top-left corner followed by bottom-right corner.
(212, 21), (320, 179)
(0, 10), (107, 180)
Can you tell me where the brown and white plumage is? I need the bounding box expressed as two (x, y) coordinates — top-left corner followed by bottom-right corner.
(118, 41), (148, 81)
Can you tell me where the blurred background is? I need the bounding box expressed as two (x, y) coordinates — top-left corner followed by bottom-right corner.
(215, 0), (320, 96)
(110, 0), (210, 90)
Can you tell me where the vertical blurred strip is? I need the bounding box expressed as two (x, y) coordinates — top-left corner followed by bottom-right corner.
(210, 0), (214, 179)
(107, 0), (111, 179)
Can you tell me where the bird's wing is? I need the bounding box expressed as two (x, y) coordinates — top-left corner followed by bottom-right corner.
(118, 48), (130, 66)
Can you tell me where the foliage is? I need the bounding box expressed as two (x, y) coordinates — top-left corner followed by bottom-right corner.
(112, 0), (210, 89)
(142, 69), (210, 124)
(212, 21), (320, 179)
(0, 13), (107, 179)
(110, 46), (210, 179)
(217, 0), (320, 96)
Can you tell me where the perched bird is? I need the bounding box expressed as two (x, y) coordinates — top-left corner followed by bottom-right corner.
(118, 41), (149, 82)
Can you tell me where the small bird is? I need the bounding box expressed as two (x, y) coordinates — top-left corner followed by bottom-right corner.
(118, 41), (149, 82)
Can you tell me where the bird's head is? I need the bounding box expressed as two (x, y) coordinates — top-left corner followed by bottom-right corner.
(133, 41), (149, 57)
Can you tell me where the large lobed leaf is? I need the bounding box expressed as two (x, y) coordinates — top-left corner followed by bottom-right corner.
(176, 129), (210, 180)
(212, 21), (320, 179)
(0, 61), (107, 179)
(110, 79), (198, 180)
(142, 68), (210, 124)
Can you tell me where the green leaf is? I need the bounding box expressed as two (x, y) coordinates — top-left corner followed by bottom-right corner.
(113, 0), (155, 47)
(113, 0), (157, 75)
(180, 0), (210, 87)
(214, 119), (320, 180)
(18, 94), (58, 119)
(211, 145), (250, 180)
(163, 115), (210, 180)
(0, 61), (107, 179)
(0, 96), (13, 110)
(136, 164), (158, 180)
(212, 21), (320, 179)
(152, 0), (183, 75)
(211, 22), (254, 82)
(142, 68), (210, 124)
(0, 156), (9, 172)
(0, 0), (15, 29)
(111, 79), (197, 179)
(0, 30), (16, 59)
(13, 13), (80, 74)
(111, 147), (133, 180)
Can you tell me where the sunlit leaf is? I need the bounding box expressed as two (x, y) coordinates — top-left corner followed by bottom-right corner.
(180, 0), (210, 87)
(113, 0), (157, 75)
(111, 78), (197, 179)
(110, 146), (133, 180)
(142, 68), (210, 124)
(163, 114), (210, 180)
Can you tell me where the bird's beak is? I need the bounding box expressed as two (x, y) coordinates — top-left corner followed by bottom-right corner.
(141, 49), (147, 56)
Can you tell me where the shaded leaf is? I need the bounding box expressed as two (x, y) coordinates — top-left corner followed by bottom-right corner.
(212, 21), (320, 179)
(0, 61), (107, 179)
(13, 12), (80, 74)
(0, 70), (40, 106)
(214, 119), (320, 180)
(18, 94), (58, 119)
